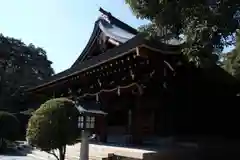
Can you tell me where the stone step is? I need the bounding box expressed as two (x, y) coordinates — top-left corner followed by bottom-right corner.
(24, 147), (107, 160)
(67, 154), (107, 160)
(21, 142), (154, 160)
(67, 143), (155, 159)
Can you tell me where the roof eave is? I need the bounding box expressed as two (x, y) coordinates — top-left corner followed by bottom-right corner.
(26, 34), (181, 93)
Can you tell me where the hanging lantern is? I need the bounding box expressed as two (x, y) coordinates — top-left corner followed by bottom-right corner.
(96, 94), (99, 102)
(137, 84), (143, 95)
(117, 87), (121, 96)
(68, 88), (72, 94)
(122, 77), (126, 80)
(163, 82), (167, 89)
(98, 79), (102, 87)
(77, 88), (81, 94)
(150, 70), (155, 77)
(136, 47), (140, 56)
(130, 70), (135, 80)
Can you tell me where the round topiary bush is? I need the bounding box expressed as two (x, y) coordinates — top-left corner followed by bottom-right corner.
(26, 98), (80, 160)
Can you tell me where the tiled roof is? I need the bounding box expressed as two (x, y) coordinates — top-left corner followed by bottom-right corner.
(26, 33), (181, 92)
(71, 8), (138, 68)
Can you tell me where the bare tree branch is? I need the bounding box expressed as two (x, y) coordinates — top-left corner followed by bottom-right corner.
(47, 150), (59, 160)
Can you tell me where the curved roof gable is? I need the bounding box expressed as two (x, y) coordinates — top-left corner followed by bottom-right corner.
(71, 8), (138, 68)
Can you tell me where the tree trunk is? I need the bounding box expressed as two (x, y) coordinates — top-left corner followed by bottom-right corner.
(58, 146), (66, 160)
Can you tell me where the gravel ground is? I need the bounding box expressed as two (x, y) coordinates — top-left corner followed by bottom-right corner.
(0, 155), (37, 160)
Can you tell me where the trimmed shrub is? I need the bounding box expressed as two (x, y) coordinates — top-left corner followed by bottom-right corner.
(26, 98), (79, 160)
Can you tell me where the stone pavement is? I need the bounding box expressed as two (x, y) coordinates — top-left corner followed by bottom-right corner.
(20, 143), (155, 160)
(0, 155), (36, 160)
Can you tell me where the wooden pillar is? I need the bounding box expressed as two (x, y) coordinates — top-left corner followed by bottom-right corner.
(125, 109), (132, 144)
(127, 109), (132, 134)
(100, 116), (107, 143)
(96, 115), (107, 143)
(132, 108), (143, 145)
(131, 95), (143, 145)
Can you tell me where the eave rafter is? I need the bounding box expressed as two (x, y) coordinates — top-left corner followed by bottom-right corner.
(69, 50), (151, 98)
(30, 47), (157, 99)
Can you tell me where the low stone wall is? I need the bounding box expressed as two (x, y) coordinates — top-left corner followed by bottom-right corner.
(103, 153), (141, 160)
(101, 148), (197, 160)
(90, 139), (240, 160)
(143, 148), (197, 160)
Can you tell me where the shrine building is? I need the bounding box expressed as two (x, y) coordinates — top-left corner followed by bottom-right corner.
(25, 8), (240, 145)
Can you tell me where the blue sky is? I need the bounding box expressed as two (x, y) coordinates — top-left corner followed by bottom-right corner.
(0, 0), (233, 73)
(0, 0), (146, 73)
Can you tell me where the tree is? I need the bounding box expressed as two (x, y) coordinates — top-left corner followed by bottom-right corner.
(0, 34), (54, 111)
(0, 111), (20, 151)
(222, 30), (240, 79)
(26, 98), (79, 160)
(125, 0), (240, 65)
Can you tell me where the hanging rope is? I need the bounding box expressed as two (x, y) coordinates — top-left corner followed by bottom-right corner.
(164, 60), (174, 71)
(77, 82), (142, 100)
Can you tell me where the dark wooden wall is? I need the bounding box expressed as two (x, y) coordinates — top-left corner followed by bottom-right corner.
(152, 64), (240, 139)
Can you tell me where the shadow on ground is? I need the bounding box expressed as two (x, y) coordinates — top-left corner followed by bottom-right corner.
(0, 146), (33, 156)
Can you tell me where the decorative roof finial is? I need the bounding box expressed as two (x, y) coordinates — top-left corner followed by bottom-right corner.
(99, 7), (112, 17)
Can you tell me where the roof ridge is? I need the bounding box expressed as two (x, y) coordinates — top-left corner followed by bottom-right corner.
(99, 7), (138, 34)
(70, 8), (139, 69)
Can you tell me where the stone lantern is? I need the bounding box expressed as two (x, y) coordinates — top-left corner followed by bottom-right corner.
(75, 101), (107, 160)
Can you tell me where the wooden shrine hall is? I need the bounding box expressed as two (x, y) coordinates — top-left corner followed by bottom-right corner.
(25, 8), (240, 145)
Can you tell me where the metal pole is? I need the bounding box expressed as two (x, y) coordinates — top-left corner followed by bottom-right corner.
(80, 130), (89, 160)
